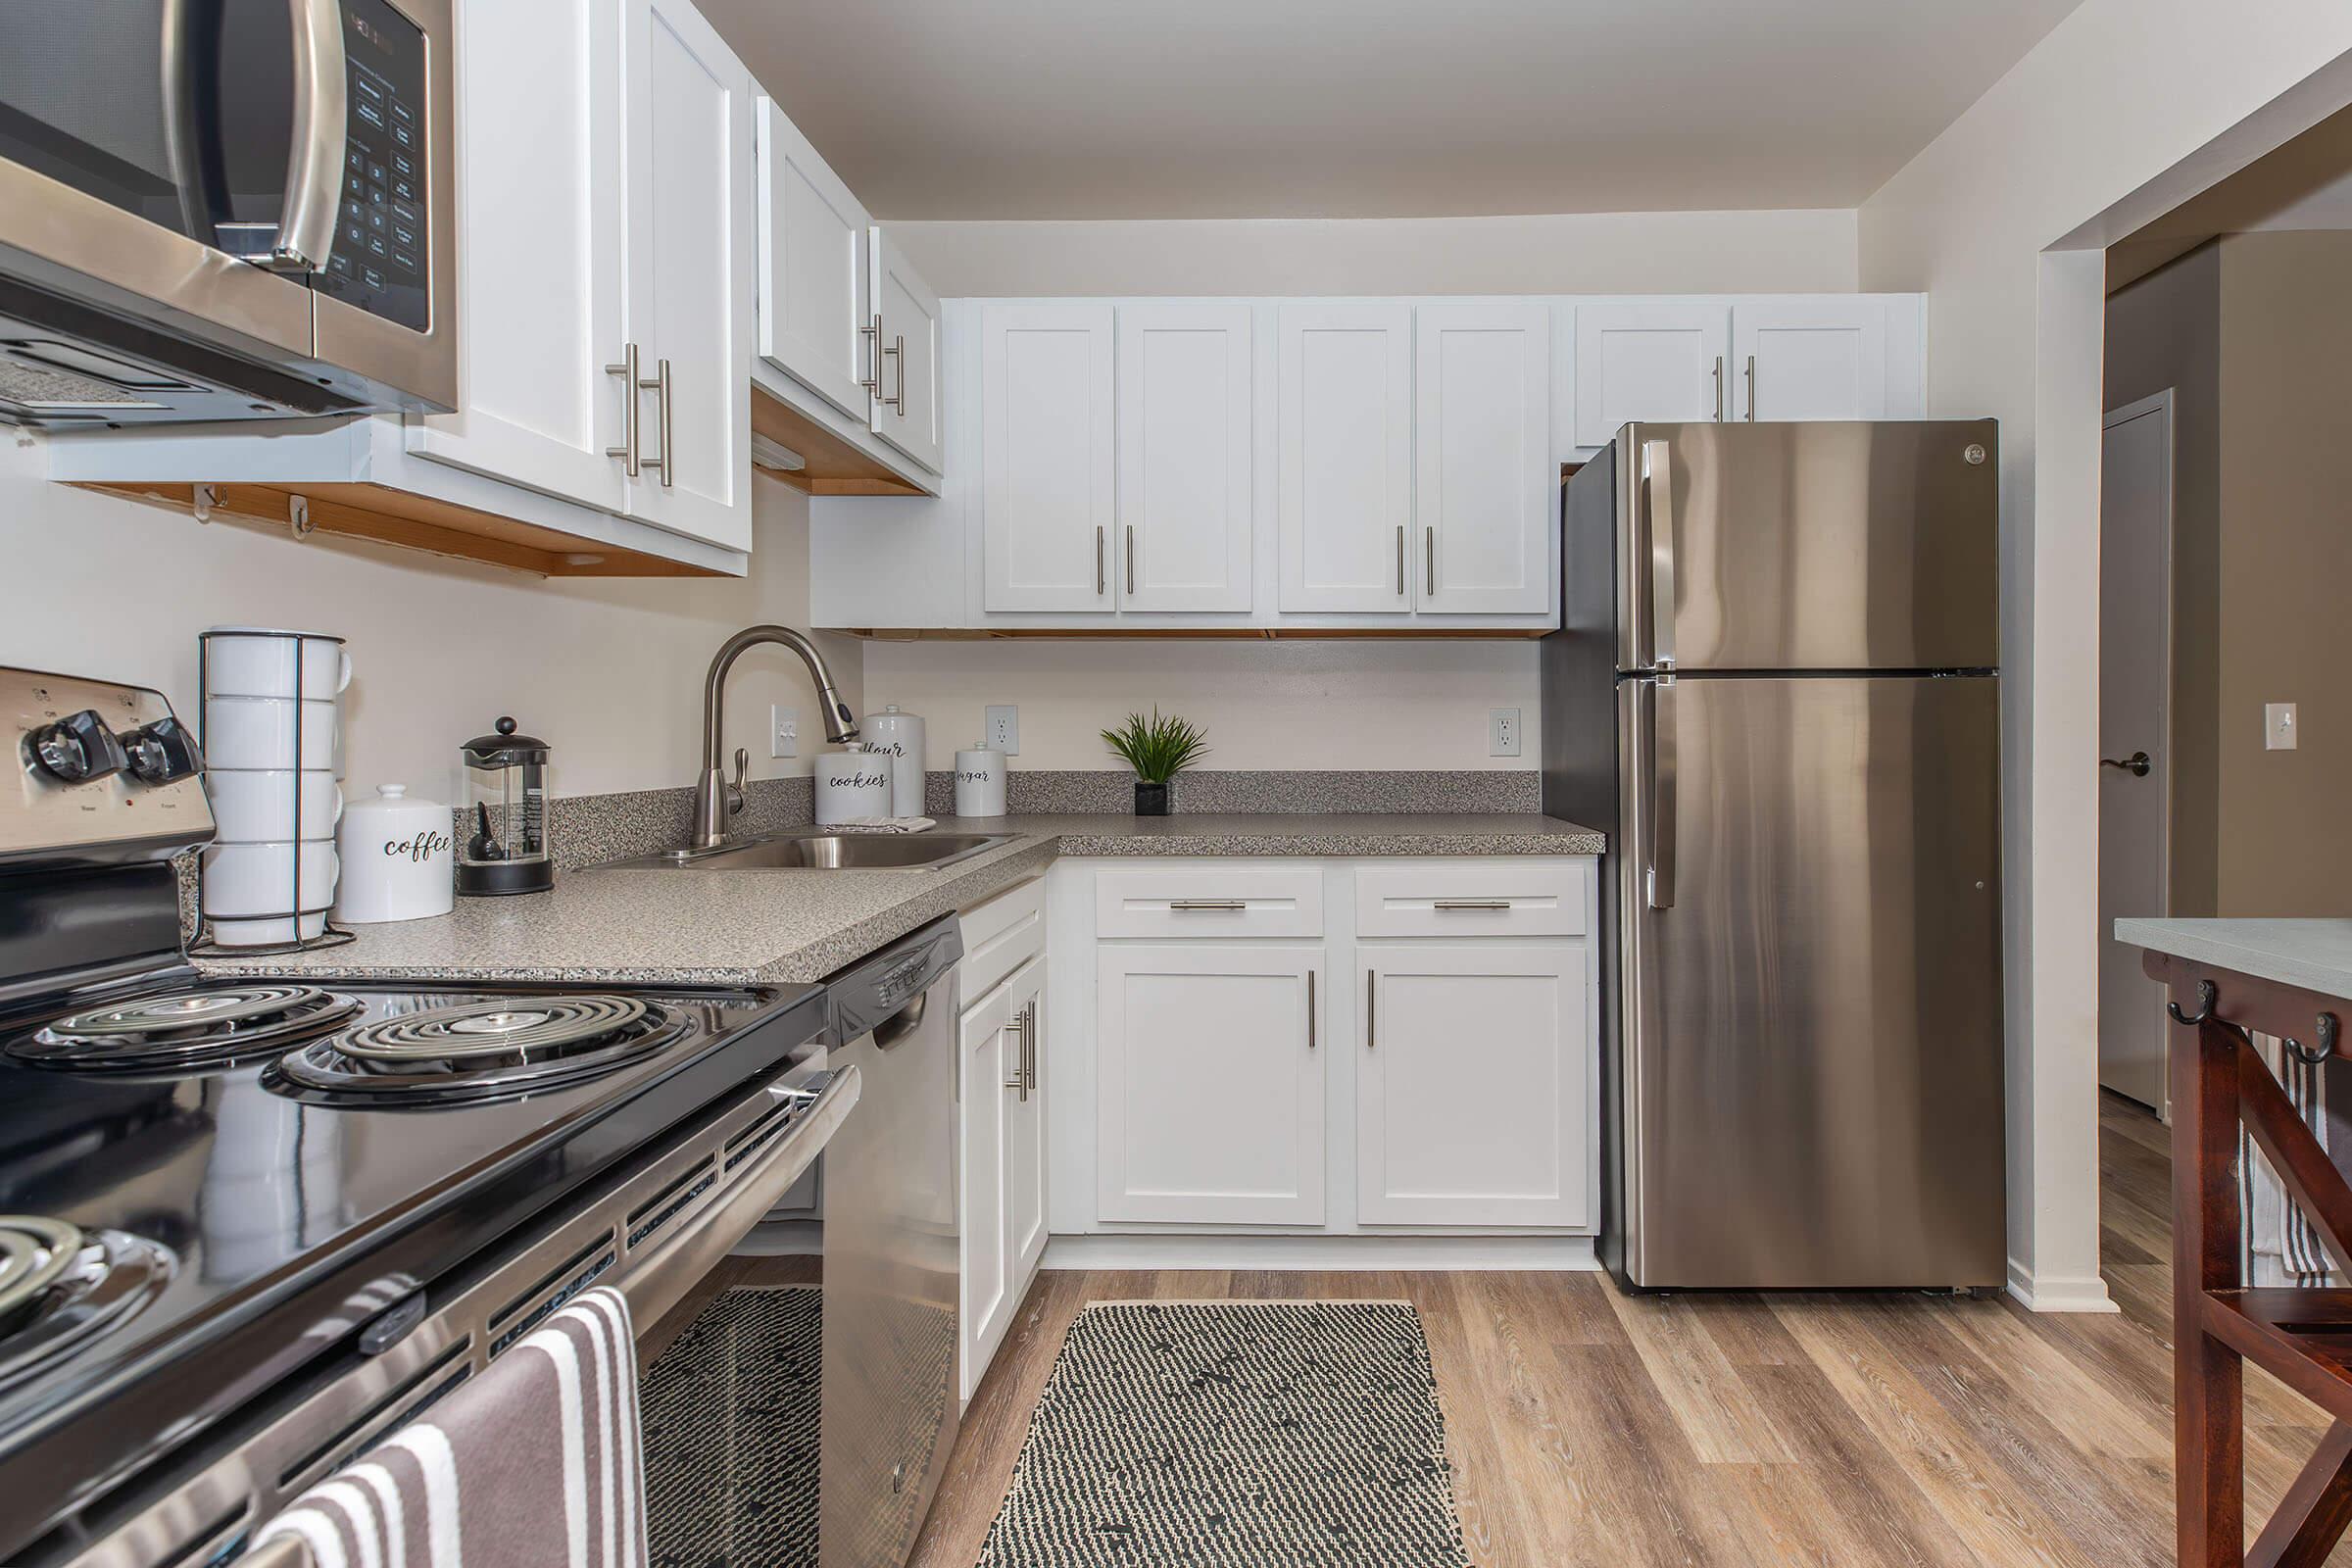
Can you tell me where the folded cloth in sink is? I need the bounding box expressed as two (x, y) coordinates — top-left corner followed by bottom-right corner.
(250, 1287), (646, 1567)
(827, 816), (937, 834)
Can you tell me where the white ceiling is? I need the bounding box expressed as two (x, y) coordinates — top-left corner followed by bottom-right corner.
(699, 0), (2086, 220)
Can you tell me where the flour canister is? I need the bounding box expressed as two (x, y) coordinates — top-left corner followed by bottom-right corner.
(860, 704), (927, 818)
(954, 746), (1007, 817)
(335, 785), (456, 923)
(814, 747), (894, 824)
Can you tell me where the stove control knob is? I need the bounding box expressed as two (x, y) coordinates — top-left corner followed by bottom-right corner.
(122, 715), (204, 785)
(27, 709), (128, 783)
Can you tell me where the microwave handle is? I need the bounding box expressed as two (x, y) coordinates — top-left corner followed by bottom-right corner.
(160, 0), (220, 242)
(271, 0), (349, 271)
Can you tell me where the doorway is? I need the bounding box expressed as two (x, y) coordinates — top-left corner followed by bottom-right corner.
(2096, 391), (2173, 1115)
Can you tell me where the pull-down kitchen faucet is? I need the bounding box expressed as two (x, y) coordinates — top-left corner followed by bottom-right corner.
(694, 625), (858, 848)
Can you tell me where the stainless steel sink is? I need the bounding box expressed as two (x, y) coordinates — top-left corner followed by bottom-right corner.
(601, 831), (1010, 872)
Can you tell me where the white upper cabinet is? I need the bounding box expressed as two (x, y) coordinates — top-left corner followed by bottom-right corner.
(981, 304), (1116, 612)
(870, 228), (945, 473)
(1116, 304), (1254, 613)
(405, 0), (629, 517)
(1573, 301), (1731, 445)
(1414, 304), (1550, 615)
(755, 98), (871, 420)
(1731, 297), (1891, 422)
(1277, 303), (1414, 614)
(617, 0), (754, 553)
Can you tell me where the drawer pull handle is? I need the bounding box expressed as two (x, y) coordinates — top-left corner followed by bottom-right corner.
(1168, 899), (1248, 911)
(1433, 899), (1512, 911)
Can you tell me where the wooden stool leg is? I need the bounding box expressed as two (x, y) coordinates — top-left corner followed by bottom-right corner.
(2176, 1011), (2247, 1567)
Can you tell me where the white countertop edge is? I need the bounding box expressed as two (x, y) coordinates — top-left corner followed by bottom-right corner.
(2114, 916), (2352, 1000)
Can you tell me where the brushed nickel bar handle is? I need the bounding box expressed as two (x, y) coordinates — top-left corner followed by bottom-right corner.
(1712, 355), (1725, 421)
(1126, 524), (1136, 596)
(1004, 1005), (1027, 1099)
(1168, 899), (1247, 911)
(1096, 526), (1105, 595)
(1396, 524), (1406, 595)
(1434, 899), (1512, 911)
(1306, 969), (1316, 1051)
(860, 315), (882, 399)
(882, 333), (906, 411)
(1365, 969), (1376, 1051)
(1425, 525), (1436, 595)
(604, 343), (642, 476)
(1744, 355), (1757, 422)
(1024, 1002), (1038, 1090)
(641, 358), (673, 486)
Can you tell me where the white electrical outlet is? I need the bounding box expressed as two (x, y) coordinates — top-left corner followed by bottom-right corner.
(985, 705), (1019, 756)
(2266, 702), (2298, 751)
(769, 705), (798, 760)
(1490, 708), (1522, 758)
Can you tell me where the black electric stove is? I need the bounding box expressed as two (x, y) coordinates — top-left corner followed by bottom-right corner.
(0, 668), (830, 1567)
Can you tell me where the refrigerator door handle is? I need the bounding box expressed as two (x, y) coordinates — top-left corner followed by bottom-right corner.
(1642, 439), (1678, 671)
(1646, 675), (1678, 908)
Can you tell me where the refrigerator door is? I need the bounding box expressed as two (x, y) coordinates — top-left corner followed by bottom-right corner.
(1613, 420), (2000, 674)
(1615, 670), (2005, 1289)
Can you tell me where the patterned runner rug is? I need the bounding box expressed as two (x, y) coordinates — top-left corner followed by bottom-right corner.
(977, 1299), (1473, 1567)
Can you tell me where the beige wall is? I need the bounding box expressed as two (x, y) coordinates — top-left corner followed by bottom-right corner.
(1858, 0), (2352, 1307)
(2215, 229), (2352, 914)
(891, 210), (1860, 298)
(0, 436), (858, 802)
(861, 638), (1537, 772)
(2104, 243), (2223, 916)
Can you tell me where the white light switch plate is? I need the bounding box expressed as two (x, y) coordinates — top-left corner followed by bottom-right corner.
(2266, 702), (2298, 751)
(770, 705), (798, 759)
(985, 705), (1019, 756)
(1489, 708), (1522, 758)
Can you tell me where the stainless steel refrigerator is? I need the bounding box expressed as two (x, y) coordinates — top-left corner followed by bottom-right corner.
(1541, 420), (2007, 1292)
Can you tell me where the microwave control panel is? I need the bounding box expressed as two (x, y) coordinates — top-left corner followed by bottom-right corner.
(313, 0), (431, 332)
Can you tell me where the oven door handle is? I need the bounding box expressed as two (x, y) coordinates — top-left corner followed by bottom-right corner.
(613, 1063), (861, 1332)
(271, 0), (349, 271)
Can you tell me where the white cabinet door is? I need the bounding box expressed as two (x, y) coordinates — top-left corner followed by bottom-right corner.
(870, 228), (944, 473)
(1415, 303), (1550, 615)
(1008, 960), (1048, 1280)
(756, 98), (871, 420)
(981, 304), (1117, 613)
(405, 0), (628, 516)
(619, 0), (754, 551)
(1358, 945), (1587, 1227)
(958, 978), (1014, 1400)
(1116, 304), (1253, 612)
(1573, 301), (1730, 446)
(1097, 945), (1325, 1225)
(1277, 304), (1413, 613)
(1730, 299), (1890, 422)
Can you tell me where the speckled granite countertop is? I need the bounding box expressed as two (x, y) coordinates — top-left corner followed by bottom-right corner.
(195, 812), (1603, 987)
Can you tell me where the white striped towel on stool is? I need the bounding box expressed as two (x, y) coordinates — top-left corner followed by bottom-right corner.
(252, 1286), (647, 1568)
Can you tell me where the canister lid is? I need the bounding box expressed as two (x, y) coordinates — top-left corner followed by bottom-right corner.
(463, 715), (548, 764)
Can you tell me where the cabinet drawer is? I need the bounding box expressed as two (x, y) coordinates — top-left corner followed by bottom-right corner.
(1095, 865), (1324, 939)
(958, 875), (1045, 1003)
(1353, 861), (1590, 938)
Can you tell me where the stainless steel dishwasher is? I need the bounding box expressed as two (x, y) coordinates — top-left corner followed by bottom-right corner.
(820, 914), (964, 1568)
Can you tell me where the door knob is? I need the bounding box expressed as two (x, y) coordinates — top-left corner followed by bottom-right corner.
(2100, 751), (2152, 777)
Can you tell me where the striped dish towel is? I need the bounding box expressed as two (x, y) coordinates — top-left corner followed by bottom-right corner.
(253, 1287), (647, 1568)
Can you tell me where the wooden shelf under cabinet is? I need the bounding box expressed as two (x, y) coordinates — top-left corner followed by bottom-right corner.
(750, 384), (929, 498)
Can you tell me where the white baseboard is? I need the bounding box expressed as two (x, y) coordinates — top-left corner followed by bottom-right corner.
(1043, 1233), (1600, 1272)
(2006, 1256), (2119, 1313)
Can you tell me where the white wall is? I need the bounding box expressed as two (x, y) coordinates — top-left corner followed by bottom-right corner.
(862, 638), (1537, 772)
(0, 435), (858, 803)
(891, 210), (1861, 297)
(1857, 1), (2352, 1308)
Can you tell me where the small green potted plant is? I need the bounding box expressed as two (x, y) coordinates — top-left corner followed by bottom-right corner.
(1101, 709), (1208, 816)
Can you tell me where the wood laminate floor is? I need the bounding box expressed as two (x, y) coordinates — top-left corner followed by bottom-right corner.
(906, 1091), (2348, 1567)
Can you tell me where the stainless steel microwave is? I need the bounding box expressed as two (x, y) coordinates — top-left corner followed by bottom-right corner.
(0, 0), (457, 425)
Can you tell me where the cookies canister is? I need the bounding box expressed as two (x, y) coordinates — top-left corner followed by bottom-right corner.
(814, 747), (895, 824)
(954, 746), (1007, 817)
(335, 785), (455, 923)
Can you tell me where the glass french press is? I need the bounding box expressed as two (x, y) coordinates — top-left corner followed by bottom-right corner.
(457, 716), (554, 896)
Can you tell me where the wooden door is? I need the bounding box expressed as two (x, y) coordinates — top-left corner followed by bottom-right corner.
(1731, 299), (1890, 421)
(1415, 303), (1551, 614)
(1117, 304), (1254, 612)
(1358, 945), (1588, 1226)
(981, 304), (1116, 613)
(1096, 944), (1325, 1225)
(755, 98), (871, 419)
(1573, 301), (1730, 446)
(1276, 303), (1414, 613)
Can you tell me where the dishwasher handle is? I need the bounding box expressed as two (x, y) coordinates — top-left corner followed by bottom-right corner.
(871, 989), (930, 1051)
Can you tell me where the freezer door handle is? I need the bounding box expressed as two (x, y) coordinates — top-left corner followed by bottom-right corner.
(1646, 676), (1678, 908)
(1642, 439), (1678, 671)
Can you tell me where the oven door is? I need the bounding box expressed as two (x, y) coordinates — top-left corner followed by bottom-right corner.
(0, 0), (455, 416)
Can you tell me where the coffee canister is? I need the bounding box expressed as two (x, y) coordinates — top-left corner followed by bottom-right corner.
(860, 704), (927, 818)
(814, 747), (894, 824)
(336, 785), (456, 923)
(954, 746), (1007, 817)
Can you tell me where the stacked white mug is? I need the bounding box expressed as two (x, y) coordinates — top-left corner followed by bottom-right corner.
(199, 628), (349, 947)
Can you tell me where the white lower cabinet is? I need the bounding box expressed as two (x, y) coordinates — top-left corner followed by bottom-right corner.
(956, 885), (1047, 1406)
(1096, 944), (1326, 1225)
(1358, 945), (1588, 1227)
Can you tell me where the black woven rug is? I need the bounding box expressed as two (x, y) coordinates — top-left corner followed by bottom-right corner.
(641, 1285), (820, 1568)
(976, 1300), (1473, 1567)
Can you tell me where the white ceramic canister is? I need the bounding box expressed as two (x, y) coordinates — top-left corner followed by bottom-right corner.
(336, 785), (456, 923)
(813, 747), (894, 825)
(954, 746), (1007, 817)
(860, 705), (927, 818)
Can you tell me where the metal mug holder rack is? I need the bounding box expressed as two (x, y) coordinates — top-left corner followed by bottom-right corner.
(186, 629), (357, 958)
